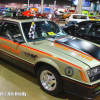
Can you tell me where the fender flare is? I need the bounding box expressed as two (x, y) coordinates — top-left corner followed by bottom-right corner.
(34, 58), (62, 75)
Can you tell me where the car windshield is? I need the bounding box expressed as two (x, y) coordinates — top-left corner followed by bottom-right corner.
(73, 15), (87, 19)
(22, 21), (67, 42)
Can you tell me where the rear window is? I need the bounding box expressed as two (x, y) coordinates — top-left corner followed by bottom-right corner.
(73, 15), (87, 19)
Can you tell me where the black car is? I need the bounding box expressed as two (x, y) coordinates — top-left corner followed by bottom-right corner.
(63, 21), (100, 44)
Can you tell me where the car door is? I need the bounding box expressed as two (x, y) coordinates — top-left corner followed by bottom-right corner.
(0, 21), (28, 64)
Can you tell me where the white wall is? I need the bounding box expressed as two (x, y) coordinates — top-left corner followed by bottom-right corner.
(82, 3), (94, 11)
(97, 3), (100, 11)
(82, 7), (90, 11)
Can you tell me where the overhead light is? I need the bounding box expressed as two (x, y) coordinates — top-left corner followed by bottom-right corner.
(97, 1), (99, 3)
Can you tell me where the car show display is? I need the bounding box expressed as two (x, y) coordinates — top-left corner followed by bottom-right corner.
(0, 16), (100, 99)
(1, 0), (100, 100)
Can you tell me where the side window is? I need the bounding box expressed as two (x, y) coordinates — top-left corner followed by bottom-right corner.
(77, 24), (91, 34)
(88, 25), (100, 36)
(0, 22), (22, 40)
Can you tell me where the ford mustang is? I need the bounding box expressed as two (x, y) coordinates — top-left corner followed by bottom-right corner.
(0, 16), (100, 99)
(63, 21), (100, 45)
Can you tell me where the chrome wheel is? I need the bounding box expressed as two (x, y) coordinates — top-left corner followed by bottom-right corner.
(40, 70), (56, 91)
(37, 65), (63, 95)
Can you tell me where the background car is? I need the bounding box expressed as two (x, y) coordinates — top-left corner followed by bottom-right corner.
(82, 10), (98, 17)
(63, 21), (100, 44)
(62, 10), (75, 19)
(65, 14), (90, 24)
(88, 12), (97, 17)
(22, 10), (38, 16)
(89, 16), (100, 21)
(82, 10), (88, 15)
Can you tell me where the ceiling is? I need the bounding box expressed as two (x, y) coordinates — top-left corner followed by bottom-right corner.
(0, 0), (100, 5)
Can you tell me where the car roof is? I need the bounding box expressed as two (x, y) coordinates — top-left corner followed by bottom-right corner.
(1, 17), (51, 23)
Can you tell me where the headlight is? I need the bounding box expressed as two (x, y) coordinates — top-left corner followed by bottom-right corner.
(87, 66), (100, 82)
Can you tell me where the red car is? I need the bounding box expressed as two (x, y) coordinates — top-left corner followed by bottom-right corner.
(22, 10), (38, 16)
(22, 11), (58, 23)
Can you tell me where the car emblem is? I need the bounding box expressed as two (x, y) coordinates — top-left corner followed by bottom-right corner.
(65, 67), (74, 76)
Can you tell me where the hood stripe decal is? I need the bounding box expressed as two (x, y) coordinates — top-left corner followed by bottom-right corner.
(54, 37), (100, 62)
(54, 42), (95, 61)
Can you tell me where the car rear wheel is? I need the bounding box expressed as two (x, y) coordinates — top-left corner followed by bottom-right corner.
(37, 65), (63, 95)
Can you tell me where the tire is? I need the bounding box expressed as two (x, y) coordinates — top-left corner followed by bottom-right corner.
(37, 64), (63, 95)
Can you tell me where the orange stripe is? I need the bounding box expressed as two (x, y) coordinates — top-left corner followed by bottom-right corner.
(54, 41), (100, 62)
(54, 40), (92, 57)
(79, 71), (86, 82)
(0, 50), (34, 66)
(27, 46), (53, 57)
(0, 37), (87, 82)
(0, 37), (27, 48)
(0, 37), (53, 57)
(57, 58), (87, 82)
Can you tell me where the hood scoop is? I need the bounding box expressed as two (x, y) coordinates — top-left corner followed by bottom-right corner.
(54, 37), (100, 61)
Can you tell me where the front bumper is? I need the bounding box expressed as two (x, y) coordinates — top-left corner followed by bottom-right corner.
(62, 76), (100, 99)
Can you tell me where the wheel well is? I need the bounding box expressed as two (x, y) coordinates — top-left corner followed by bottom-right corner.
(34, 62), (61, 77)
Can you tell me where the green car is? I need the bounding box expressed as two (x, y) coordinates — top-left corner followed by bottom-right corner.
(88, 12), (96, 17)
(82, 10), (88, 15)
(82, 10), (98, 17)
(0, 16), (100, 99)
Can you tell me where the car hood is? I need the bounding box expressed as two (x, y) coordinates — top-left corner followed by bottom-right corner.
(28, 37), (100, 68)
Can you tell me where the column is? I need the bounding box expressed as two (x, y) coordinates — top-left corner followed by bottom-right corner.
(41, 0), (44, 14)
(77, 0), (83, 14)
(90, 3), (94, 11)
(28, 0), (29, 7)
(54, 0), (56, 10)
(94, 3), (97, 11)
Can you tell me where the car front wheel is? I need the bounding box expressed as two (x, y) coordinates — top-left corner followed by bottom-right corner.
(37, 65), (63, 95)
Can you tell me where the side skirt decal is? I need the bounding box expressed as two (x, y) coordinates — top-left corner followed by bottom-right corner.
(0, 50), (34, 67)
